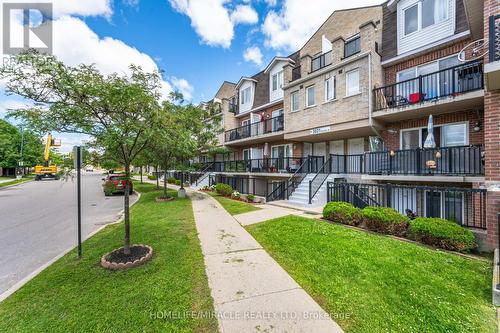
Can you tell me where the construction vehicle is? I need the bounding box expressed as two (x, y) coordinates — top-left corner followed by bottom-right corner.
(34, 133), (61, 181)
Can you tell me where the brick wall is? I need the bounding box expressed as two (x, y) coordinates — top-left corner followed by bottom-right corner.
(483, 0), (500, 251)
(379, 110), (484, 150)
(382, 40), (471, 85)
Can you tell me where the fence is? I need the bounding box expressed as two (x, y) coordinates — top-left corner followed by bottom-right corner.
(326, 182), (486, 229)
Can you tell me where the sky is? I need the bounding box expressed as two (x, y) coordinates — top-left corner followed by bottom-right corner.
(0, 0), (384, 152)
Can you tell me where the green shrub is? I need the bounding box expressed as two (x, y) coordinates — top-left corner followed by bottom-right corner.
(175, 179), (181, 186)
(167, 177), (176, 184)
(323, 202), (362, 226)
(407, 217), (477, 252)
(247, 194), (255, 202)
(215, 183), (233, 197)
(147, 175), (157, 180)
(362, 206), (410, 237)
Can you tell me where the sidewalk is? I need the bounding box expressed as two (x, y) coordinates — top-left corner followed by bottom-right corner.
(190, 190), (343, 332)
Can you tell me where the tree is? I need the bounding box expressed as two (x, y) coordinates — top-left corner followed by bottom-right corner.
(0, 119), (43, 171)
(1, 50), (161, 255)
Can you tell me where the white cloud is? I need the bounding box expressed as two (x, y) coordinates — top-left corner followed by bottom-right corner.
(0, 99), (31, 119)
(169, 0), (259, 48)
(264, 0), (277, 6)
(170, 76), (194, 101)
(262, 0), (383, 51)
(50, 0), (113, 19)
(169, 0), (234, 48)
(230, 5), (258, 25)
(243, 46), (263, 66)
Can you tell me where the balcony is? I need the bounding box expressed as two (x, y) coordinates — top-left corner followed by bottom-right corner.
(311, 51), (332, 72)
(485, 15), (500, 90)
(225, 115), (284, 143)
(373, 61), (484, 114)
(327, 145), (484, 177)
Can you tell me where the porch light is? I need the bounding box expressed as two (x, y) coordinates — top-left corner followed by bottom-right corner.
(390, 150), (395, 157)
(435, 151), (442, 159)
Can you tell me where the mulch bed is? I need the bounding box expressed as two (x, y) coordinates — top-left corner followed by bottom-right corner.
(101, 244), (153, 270)
(155, 196), (175, 202)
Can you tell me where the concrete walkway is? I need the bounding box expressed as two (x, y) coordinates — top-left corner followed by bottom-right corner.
(190, 190), (343, 333)
(234, 204), (316, 226)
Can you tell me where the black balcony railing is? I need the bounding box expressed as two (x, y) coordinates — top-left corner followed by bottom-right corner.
(374, 61), (484, 111)
(489, 15), (500, 62)
(311, 51), (332, 72)
(326, 182), (487, 229)
(365, 145), (484, 176)
(225, 115), (284, 142)
(292, 66), (301, 81)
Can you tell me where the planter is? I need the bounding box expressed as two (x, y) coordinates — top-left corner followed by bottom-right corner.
(101, 244), (153, 270)
(155, 196), (175, 202)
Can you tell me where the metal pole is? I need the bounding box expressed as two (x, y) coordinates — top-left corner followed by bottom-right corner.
(77, 147), (82, 258)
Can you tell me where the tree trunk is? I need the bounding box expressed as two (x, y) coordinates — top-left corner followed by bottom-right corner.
(140, 166), (143, 183)
(162, 163), (169, 199)
(155, 165), (160, 189)
(123, 163), (131, 255)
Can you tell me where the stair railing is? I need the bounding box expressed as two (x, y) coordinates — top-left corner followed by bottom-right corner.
(308, 157), (331, 204)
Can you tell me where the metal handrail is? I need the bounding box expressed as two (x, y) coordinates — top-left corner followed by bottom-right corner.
(308, 157), (331, 204)
(195, 162), (214, 186)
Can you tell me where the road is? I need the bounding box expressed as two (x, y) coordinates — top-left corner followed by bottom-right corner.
(0, 173), (137, 295)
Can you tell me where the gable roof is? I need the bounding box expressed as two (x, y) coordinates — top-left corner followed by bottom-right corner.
(235, 77), (258, 89)
(263, 56), (295, 74)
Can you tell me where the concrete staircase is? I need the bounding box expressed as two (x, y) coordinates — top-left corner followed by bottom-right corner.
(193, 172), (212, 190)
(288, 174), (337, 207)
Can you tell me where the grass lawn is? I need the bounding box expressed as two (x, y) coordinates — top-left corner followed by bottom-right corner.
(207, 191), (261, 215)
(0, 182), (218, 333)
(247, 215), (496, 333)
(0, 177), (32, 188)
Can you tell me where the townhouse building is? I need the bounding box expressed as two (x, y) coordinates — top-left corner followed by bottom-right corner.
(195, 0), (500, 250)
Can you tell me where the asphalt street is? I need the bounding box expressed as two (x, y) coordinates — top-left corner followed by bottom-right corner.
(0, 173), (137, 295)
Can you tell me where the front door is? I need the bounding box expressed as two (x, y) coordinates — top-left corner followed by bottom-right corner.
(272, 145), (291, 171)
(347, 138), (364, 172)
(271, 109), (284, 132)
(329, 140), (344, 155)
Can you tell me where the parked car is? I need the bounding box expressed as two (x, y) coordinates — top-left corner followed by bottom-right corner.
(102, 174), (133, 196)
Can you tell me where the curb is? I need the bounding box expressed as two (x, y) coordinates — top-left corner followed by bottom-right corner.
(0, 179), (33, 190)
(0, 190), (141, 303)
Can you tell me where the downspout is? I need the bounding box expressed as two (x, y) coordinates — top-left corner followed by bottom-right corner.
(368, 52), (383, 141)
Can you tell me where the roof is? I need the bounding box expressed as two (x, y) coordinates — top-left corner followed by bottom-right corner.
(263, 56), (295, 74)
(235, 76), (258, 89)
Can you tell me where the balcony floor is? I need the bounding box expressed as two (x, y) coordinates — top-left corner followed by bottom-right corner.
(362, 174), (485, 183)
(372, 90), (484, 122)
(225, 131), (285, 146)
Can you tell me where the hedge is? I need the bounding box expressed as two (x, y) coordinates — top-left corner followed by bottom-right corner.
(407, 217), (477, 252)
(215, 183), (233, 197)
(167, 177), (176, 184)
(362, 206), (410, 237)
(147, 175), (157, 180)
(323, 202), (362, 226)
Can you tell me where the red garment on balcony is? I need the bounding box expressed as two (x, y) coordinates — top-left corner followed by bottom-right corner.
(409, 92), (425, 104)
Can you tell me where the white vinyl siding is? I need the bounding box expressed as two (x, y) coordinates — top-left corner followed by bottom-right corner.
(397, 0), (455, 55)
(306, 85), (316, 107)
(346, 69), (360, 97)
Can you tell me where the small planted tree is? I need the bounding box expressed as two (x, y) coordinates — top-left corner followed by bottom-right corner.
(1, 50), (161, 257)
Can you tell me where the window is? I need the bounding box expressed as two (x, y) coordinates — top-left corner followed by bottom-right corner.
(422, 0), (447, 29)
(346, 69), (360, 96)
(306, 85), (315, 107)
(442, 123), (467, 147)
(344, 36), (361, 58)
(272, 71), (284, 91)
(325, 76), (336, 101)
(403, 0), (448, 36)
(240, 87), (251, 104)
(404, 4), (418, 35)
(291, 91), (299, 112)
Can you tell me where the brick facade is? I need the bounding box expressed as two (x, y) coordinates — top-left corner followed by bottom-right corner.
(484, 0), (500, 250)
(380, 110), (484, 151)
(382, 39), (471, 85)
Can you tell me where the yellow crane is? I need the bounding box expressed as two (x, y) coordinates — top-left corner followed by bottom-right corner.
(34, 133), (61, 181)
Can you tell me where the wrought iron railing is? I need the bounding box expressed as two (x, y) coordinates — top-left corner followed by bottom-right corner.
(311, 51), (332, 72)
(373, 61), (483, 111)
(330, 154), (364, 174)
(309, 157), (331, 204)
(225, 115), (284, 142)
(326, 182), (487, 229)
(489, 15), (500, 62)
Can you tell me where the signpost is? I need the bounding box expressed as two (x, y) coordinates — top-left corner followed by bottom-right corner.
(73, 146), (82, 258)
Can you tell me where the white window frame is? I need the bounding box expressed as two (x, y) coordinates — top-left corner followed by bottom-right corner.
(306, 85), (316, 107)
(290, 90), (300, 112)
(272, 70), (284, 91)
(324, 76), (336, 102)
(241, 87), (251, 105)
(402, 0), (449, 37)
(345, 69), (360, 97)
(399, 121), (469, 148)
(242, 148), (251, 160)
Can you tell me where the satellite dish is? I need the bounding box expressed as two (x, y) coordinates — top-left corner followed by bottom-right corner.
(458, 39), (487, 62)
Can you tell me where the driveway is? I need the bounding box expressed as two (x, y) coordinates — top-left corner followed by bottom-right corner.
(0, 173), (137, 295)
